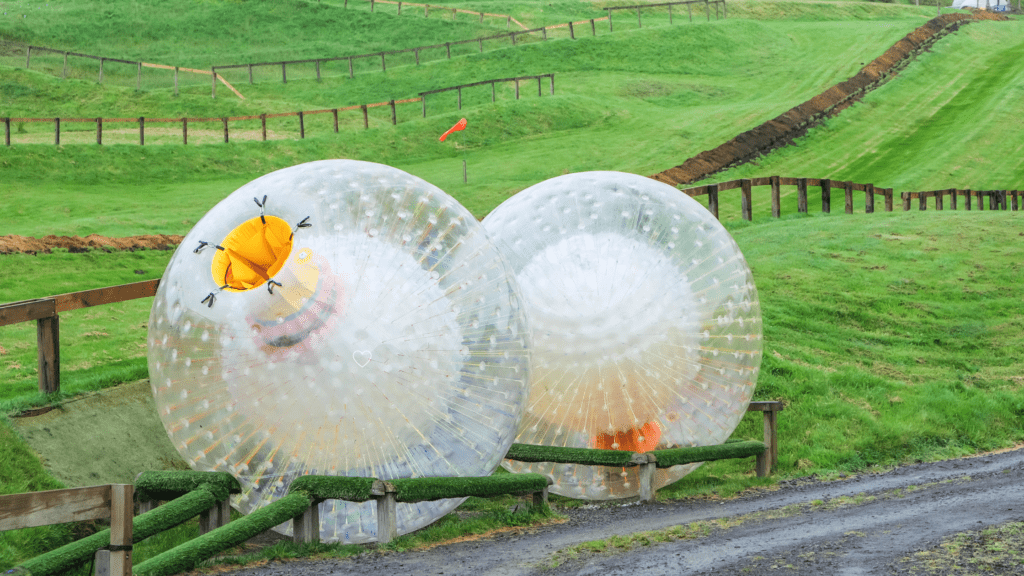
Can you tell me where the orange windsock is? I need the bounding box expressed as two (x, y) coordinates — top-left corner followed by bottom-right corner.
(439, 118), (467, 142)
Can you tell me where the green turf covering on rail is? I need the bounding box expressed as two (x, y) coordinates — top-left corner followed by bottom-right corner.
(287, 475), (378, 502)
(390, 473), (549, 503)
(504, 444), (637, 466)
(650, 440), (766, 468)
(134, 470), (240, 502)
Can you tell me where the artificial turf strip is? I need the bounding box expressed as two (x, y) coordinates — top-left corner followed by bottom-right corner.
(287, 475), (377, 502)
(504, 444), (637, 467)
(132, 492), (313, 576)
(15, 485), (220, 576)
(134, 470), (241, 503)
(390, 474), (550, 503)
(650, 441), (766, 468)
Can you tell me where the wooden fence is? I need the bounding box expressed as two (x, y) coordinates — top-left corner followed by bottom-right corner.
(680, 176), (1021, 221)
(342, 0), (528, 29)
(11, 44), (244, 99)
(1, 73), (551, 146)
(0, 484), (133, 576)
(419, 74), (555, 115)
(211, 0), (723, 92)
(606, 0), (725, 29)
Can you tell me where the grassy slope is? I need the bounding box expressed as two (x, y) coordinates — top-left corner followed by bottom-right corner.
(690, 18), (1024, 222)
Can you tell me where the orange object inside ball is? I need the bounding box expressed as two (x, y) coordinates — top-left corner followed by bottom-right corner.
(593, 421), (662, 453)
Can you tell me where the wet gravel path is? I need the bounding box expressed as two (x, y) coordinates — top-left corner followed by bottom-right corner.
(211, 446), (1024, 576)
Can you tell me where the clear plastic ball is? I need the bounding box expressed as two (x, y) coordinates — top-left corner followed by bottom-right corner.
(148, 160), (531, 542)
(483, 172), (762, 500)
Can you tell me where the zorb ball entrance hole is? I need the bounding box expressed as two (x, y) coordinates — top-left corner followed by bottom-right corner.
(484, 171), (763, 501)
(148, 160), (531, 543)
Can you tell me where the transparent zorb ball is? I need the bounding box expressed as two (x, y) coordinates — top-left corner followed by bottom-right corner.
(148, 160), (531, 542)
(483, 172), (762, 500)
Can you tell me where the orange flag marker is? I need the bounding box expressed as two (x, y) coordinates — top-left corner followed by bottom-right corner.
(439, 118), (467, 142)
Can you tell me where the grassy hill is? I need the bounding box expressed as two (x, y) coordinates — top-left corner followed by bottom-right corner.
(1, 0), (1023, 571)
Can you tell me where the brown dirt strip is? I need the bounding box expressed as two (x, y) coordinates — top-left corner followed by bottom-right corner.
(0, 234), (183, 255)
(649, 10), (1010, 187)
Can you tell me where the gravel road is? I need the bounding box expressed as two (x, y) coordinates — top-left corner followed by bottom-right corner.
(209, 446), (1024, 576)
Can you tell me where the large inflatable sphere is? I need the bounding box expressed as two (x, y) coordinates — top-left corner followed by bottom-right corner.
(148, 160), (531, 542)
(484, 172), (762, 500)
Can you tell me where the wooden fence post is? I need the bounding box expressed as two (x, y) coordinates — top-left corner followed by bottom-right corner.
(183, 118), (188, 145)
(740, 178), (752, 221)
(362, 104), (369, 129)
(844, 181), (853, 214)
(865, 183), (875, 213)
(446, 43), (451, 59)
(63, 52), (69, 78)
(261, 114), (267, 141)
(1000, 190), (1008, 210)
(491, 81), (496, 102)
(706, 0), (711, 21)
(591, 18), (596, 35)
(608, 9), (614, 31)
(139, 117), (144, 146)
(333, 109), (339, 132)
(37, 315), (59, 394)
(293, 500), (322, 544)
(550, 74), (555, 95)
(885, 188), (893, 212)
(390, 100), (396, 125)
(348, 57), (354, 78)
(298, 111), (305, 138)
(211, 67), (216, 98)
(669, 4), (674, 23)
(4, 117), (10, 146)
(248, 64), (253, 84)
(919, 192), (927, 211)
(370, 0), (374, 11)
(54, 118), (60, 146)
(636, 454), (656, 503)
(515, 79), (520, 99)
(770, 175), (781, 217)
(457, 87), (462, 109)
(315, 60), (321, 82)
(381, 52), (386, 72)
(688, 2), (693, 21)
(707, 183), (719, 219)
(950, 188), (958, 210)
(99, 58), (105, 83)
(174, 66), (179, 96)
(542, 27), (548, 40)
(964, 189), (972, 210)
(136, 62), (142, 91)
(97, 118), (102, 145)
(109, 484), (133, 576)
(537, 76), (542, 96)
(1012, 190), (1020, 212)
(398, 1), (402, 14)
(821, 179), (831, 213)
(936, 189), (944, 211)
(569, 21), (575, 39)
(479, 38), (483, 52)
(282, 62), (287, 83)
(797, 178), (808, 213)
(901, 191), (910, 211)
(422, 95), (427, 117)
(223, 118), (229, 143)
(374, 482), (398, 544)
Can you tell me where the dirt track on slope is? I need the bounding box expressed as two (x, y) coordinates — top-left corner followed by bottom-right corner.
(0, 234), (182, 254)
(205, 446), (1024, 576)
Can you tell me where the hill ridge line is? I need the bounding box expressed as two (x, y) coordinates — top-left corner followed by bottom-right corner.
(649, 10), (1009, 187)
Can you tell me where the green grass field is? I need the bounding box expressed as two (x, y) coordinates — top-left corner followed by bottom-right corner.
(2, 0), (1023, 571)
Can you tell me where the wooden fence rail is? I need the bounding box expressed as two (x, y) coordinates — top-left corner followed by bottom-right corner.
(2, 73), (548, 146)
(12, 44), (243, 99)
(344, 0), (528, 29)
(606, 0), (725, 28)
(419, 74), (554, 115)
(0, 484), (133, 576)
(679, 177), (1021, 222)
